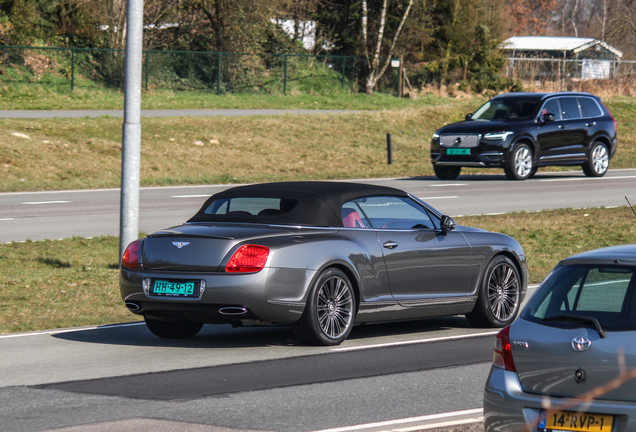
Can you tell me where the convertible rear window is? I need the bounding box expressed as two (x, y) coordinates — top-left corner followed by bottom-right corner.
(204, 197), (298, 216)
(523, 265), (636, 331)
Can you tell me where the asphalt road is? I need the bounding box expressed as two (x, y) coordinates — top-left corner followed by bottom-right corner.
(0, 316), (500, 432)
(2, 168), (636, 243)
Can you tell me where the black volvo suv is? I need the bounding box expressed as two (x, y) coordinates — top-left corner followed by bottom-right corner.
(430, 92), (617, 180)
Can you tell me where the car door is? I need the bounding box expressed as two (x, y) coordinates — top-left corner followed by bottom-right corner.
(354, 195), (473, 305)
(539, 97), (587, 162)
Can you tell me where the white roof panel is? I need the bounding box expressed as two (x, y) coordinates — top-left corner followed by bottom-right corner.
(501, 36), (623, 58)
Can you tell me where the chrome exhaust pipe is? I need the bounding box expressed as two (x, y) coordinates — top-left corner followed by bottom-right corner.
(125, 302), (142, 312)
(219, 307), (248, 316)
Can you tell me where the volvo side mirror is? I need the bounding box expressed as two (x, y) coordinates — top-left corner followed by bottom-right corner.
(440, 215), (456, 234)
(465, 113), (473, 121)
(541, 112), (556, 123)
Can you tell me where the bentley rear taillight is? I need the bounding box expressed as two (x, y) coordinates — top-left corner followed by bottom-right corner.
(226, 245), (269, 273)
(122, 240), (141, 269)
(493, 325), (517, 372)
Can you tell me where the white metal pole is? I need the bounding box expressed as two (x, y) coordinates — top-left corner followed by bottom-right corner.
(119, 0), (143, 260)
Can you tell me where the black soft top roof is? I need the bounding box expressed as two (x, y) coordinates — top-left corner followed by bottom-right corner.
(188, 181), (409, 227)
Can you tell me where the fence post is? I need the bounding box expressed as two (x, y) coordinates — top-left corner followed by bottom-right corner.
(341, 56), (346, 88)
(217, 52), (221, 95)
(71, 48), (75, 91)
(283, 54), (288, 95)
(144, 50), (150, 90)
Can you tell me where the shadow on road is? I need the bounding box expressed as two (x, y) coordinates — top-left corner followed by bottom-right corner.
(51, 315), (476, 349)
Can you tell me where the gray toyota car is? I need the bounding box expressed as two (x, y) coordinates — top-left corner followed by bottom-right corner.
(430, 92), (617, 180)
(484, 244), (636, 432)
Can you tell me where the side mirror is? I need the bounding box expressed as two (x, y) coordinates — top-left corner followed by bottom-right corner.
(440, 215), (456, 234)
(541, 112), (556, 123)
(465, 113), (473, 121)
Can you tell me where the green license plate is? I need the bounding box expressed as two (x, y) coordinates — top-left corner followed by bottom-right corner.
(446, 148), (470, 155)
(151, 280), (197, 297)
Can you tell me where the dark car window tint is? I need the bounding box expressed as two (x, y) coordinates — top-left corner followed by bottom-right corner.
(525, 265), (636, 330)
(341, 201), (370, 228)
(204, 197), (297, 216)
(354, 196), (435, 230)
(579, 97), (602, 117)
(560, 97), (582, 119)
(472, 99), (541, 121)
(541, 99), (561, 119)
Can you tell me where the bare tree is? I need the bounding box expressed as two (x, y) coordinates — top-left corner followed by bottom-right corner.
(361, 0), (414, 95)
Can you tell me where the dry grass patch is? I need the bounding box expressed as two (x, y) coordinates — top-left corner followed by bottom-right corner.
(456, 206), (636, 283)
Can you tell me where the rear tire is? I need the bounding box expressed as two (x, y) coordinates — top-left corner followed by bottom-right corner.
(144, 316), (203, 339)
(504, 143), (534, 180)
(292, 268), (356, 346)
(433, 165), (461, 180)
(466, 255), (521, 328)
(582, 141), (609, 177)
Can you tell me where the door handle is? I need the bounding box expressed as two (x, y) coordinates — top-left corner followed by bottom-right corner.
(586, 122), (596, 127)
(558, 125), (566, 129)
(383, 241), (398, 249)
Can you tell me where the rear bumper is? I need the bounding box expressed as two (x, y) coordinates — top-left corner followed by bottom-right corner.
(120, 267), (317, 325)
(484, 366), (635, 432)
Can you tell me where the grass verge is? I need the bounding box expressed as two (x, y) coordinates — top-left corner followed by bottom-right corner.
(2, 206), (635, 334)
(1, 96), (634, 192)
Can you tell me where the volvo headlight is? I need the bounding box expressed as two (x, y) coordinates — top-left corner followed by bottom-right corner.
(484, 131), (514, 141)
(431, 132), (440, 140)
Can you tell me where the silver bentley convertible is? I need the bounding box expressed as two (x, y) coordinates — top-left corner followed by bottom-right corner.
(120, 181), (528, 345)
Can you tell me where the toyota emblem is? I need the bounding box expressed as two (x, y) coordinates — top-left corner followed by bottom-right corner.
(572, 336), (592, 352)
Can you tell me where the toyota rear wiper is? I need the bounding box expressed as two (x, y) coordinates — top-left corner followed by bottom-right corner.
(542, 313), (606, 338)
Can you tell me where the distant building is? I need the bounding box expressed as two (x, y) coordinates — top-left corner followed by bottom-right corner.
(500, 36), (623, 80)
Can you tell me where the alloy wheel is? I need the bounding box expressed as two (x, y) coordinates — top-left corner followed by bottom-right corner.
(591, 144), (609, 175)
(487, 262), (520, 322)
(514, 147), (533, 178)
(316, 275), (354, 340)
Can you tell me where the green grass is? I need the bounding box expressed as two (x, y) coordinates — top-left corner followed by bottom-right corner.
(2, 206), (635, 334)
(1, 95), (634, 192)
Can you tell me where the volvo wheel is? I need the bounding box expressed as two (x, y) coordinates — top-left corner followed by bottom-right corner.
(505, 144), (534, 180)
(582, 141), (609, 177)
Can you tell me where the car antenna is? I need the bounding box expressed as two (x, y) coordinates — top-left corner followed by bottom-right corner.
(626, 196), (636, 218)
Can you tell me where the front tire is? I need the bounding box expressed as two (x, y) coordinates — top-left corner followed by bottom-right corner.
(292, 268), (356, 346)
(466, 255), (521, 328)
(582, 142), (609, 177)
(504, 143), (534, 180)
(433, 165), (461, 180)
(144, 316), (203, 339)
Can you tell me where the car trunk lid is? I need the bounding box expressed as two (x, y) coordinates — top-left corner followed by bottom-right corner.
(140, 223), (295, 272)
(511, 318), (636, 401)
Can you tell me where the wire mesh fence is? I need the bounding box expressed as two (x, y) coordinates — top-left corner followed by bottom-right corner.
(0, 45), (405, 96)
(503, 57), (636, 95)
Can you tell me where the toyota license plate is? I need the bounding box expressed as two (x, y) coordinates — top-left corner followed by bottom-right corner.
(151, 280), (197, 297)
(539, 410), (613, 432)
(446, 148), (470, 155)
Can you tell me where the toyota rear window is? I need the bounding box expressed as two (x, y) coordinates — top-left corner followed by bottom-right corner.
(523, 265), (636, 331)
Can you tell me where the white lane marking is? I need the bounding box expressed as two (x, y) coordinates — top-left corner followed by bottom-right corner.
(22, 200), (71, 205)
(171, 194), (210, 198)
(312, 408), (483, 432)
(395, 417), (483, 431)
(418, 196), (458, 200)
(0, 218), (14, 221)
(430, 183), (467, 187)
(331, 331), (498, 352)
(0, 322), (144, 339)
(540, 175), (636, 182)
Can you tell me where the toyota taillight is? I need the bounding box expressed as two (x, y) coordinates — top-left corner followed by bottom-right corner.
(122, 240), (141, 269)
(226, 245), (269, 273)
(493, 325), (516, 372)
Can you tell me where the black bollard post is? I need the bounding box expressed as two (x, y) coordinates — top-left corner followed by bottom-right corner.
(387, 133), (393, 165)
